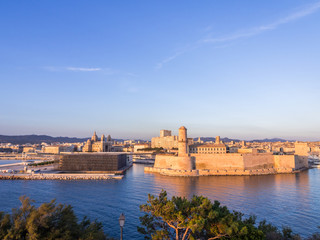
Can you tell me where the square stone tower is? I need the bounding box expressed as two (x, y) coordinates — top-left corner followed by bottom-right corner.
(160, 130), (172, 137)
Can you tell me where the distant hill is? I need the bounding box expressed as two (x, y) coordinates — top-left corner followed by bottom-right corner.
(0, 134), (292, 145)
(193, 137), (292, 143)
(0, 135), (131, 145)
(250, 138), (290, 143)
(193, 137), (241, 142)
(0, 135), (90, 144)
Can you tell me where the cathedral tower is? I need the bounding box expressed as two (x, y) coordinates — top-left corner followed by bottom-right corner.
(91, 131), (98, 142)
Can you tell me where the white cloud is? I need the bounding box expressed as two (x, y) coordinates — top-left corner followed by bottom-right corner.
(156, 1), (320, 69)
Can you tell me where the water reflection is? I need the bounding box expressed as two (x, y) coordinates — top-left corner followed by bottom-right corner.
(150, 171), (310, 205)
(148, 168), (313, 237)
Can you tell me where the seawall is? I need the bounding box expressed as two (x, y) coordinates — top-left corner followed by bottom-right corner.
(144, 166), (308, 177)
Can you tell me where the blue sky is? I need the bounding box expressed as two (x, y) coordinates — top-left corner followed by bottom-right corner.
(1, 0), (320, 140)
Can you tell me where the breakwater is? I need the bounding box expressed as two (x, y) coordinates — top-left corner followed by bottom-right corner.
(0, 173), (123, 180)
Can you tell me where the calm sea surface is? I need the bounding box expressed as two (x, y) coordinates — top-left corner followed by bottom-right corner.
(0, 163), (319, 239)
(0, 160), (22, 165)
(0, 160), (36, 165)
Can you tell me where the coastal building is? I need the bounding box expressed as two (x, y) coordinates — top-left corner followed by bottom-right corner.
(82, 132), (112, 152)
(59, 153), (128, 172)
(134, 143), (151, 152)
(189, 143), (228, 154)
(112, 145), (124, 152)
(23, 147), (35, 153)
(189, 136), (228, 154)
(44, 145), (74, 154)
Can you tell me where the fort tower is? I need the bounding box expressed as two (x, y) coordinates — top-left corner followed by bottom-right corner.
(178, 126), (188, 156)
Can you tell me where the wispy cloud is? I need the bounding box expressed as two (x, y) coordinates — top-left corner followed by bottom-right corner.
(156, 1), (320, 69)
(44, 66), (102, 72)
(66, 67), (101, 72)
(156, 50), (187, 70)
(43, 66), (138, 81)
(155, 43), (202, 70)
(203, 1), (320, 43)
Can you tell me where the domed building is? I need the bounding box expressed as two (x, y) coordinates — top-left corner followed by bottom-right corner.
(82, 132), (112, 152)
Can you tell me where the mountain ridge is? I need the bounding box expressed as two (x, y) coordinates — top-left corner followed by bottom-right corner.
(0, 134), (294, 145)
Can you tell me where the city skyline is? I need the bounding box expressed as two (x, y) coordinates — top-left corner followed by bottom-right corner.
(1, 1), (320, 140)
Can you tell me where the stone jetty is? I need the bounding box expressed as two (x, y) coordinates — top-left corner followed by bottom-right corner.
(0, 173), (123, 180)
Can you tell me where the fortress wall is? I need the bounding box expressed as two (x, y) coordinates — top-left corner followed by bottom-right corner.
(243, 153), (274, 170)
(273, 155), (295, 169)
(294, 155), (308, 170)
(273, 155), (308, 170)
(191, 153), (245, 170)
(152, 152), (308, 175)
(154, 155), (194, 170)
(153, 155), (175, 168)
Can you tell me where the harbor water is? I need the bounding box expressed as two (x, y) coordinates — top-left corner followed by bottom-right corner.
(0, 163), (319, 239)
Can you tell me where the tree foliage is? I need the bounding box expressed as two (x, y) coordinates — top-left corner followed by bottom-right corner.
(138, 190), (314, 240)
(0, 196), (109, 240)
(138, 190), (263, 240)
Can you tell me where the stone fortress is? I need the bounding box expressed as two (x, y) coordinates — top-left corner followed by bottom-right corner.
(82, 131), (112, 152)
(145, 126), (309, 176)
